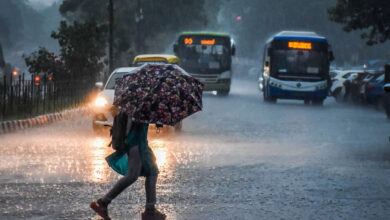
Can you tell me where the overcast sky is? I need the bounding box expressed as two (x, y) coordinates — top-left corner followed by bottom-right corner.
(28, 0), (60, 9)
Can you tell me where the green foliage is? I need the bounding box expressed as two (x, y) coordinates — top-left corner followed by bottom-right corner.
(24, 47), (65, 80)
(25, 20), (107, 85)
(214, 0), (390, 63)
(51, 20), (107, 83)
(328, 0), (390, 45)
(59, 0), (212, 66)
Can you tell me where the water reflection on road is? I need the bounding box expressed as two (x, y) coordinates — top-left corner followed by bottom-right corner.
(2, 77), (390, 219)
(89, 137), (109, 183)
(150, 139), (169, 168)
(87, 133), (174, 184)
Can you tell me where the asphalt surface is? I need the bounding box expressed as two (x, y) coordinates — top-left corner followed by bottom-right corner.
(1, 76), (390, 219)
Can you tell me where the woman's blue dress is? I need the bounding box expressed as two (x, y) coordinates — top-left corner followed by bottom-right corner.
(105, 123), (159, 176)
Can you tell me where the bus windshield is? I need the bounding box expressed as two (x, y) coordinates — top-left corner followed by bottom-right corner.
(176, 35), (232, 74)
(271, 49), (328, 75)
(179, 44), (231, 73)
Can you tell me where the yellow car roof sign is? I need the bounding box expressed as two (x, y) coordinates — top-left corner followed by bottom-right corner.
(133, 54), (180, 65)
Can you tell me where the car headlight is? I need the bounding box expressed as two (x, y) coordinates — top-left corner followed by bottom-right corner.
(94, 96), (108, 107)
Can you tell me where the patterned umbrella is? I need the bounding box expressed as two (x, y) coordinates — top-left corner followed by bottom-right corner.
(113, 64), (203, 126)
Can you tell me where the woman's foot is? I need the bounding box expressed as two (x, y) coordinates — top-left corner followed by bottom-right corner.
(90, 199), (111, 220)
(142, 207), (166, 220)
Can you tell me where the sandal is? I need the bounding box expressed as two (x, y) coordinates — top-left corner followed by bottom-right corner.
(142, 207), (166, 220)
(90, 199), (111, 220)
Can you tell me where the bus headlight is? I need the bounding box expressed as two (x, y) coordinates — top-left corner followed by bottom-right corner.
(94, 96), (108, 107)
(316, 83), (328, 90)
(219, 70), (231, 79)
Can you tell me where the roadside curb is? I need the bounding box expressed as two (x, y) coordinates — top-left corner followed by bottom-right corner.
(0, 106), (91, 135)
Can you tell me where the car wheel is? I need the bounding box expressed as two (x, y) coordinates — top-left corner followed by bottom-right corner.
(92, 114), (108, 134)
(304, 99), (311, 105)
(384, 101), (390, 120)
(332, 87), (344, 103)
(92, 122), (106, 134)
(174, 122), (183, 132)
(385, 103), (390, 120)
(312, 99), (324, 106)
(373, 96), (385, 110)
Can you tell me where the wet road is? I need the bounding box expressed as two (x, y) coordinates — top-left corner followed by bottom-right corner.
(1, 76), (390, 219)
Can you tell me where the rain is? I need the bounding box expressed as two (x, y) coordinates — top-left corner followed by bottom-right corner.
(1, 0), (390, 219)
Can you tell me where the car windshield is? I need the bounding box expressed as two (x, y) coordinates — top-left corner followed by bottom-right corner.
(342, 72), (354, 79)
(135, 61), (167, 66)
(271, 49), (328, 75)
(374, 74), (384, 82)
(363, 75), (374, 82)
(105, 72), (131, 89)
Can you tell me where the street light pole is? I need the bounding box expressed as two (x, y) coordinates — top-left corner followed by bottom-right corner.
(136, 0), (143, 53)
(106, 0), (114, 83)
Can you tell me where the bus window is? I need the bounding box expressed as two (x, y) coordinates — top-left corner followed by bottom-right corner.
(271, 49), (328, 75)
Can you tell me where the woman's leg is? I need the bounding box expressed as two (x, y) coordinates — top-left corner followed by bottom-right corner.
(143, 175), (166, 218)
(145, 175), (157, 208)
(102, 146), (142, 204)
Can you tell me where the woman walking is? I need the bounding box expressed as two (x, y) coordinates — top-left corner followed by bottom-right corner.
(90, 64), (203, 219)
(90, 122), (166, 220)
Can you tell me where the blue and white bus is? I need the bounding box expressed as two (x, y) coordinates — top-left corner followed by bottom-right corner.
(260, 31), (334, 105)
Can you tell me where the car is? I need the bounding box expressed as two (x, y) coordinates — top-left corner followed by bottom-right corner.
(382, 64), (390, 119)
(91, 65), (183, 133)
(330, 70), (357, 102)
(384, 85), (390, 119)
(360, 72), (383, 103)
(342, 71), (376, 103)
(363, 73), (385, 106)
(92, 67), (139, 133)
(346, 70), (381, 104)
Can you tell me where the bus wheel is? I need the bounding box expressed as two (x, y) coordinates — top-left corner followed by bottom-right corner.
(312, 99), (324, 106)
(304, 99), (311, 105)
(217, 89), (230, 96)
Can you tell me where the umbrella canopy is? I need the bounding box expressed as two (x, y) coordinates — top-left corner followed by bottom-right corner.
(114, 64), (203, 126)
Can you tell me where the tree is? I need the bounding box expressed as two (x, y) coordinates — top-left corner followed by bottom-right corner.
(25, 20), (107, 85)
(51, 20), (107, 84)
(211, 0), (390, 64)
(59, 0), (214, 66)
(328, 0), (390, 45)
(24, 47), (65, 81)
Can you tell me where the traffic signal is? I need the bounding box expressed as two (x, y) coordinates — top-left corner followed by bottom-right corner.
(35, 76), (40, 86)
